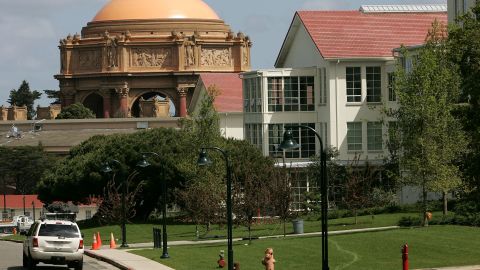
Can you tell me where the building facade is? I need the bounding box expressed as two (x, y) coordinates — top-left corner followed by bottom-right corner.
(448, 0), (477, 22)
(55, 0), (251, 119)
(243, 5), (447, 165)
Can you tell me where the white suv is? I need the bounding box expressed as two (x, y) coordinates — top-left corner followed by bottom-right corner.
(23, 219), (84, 270)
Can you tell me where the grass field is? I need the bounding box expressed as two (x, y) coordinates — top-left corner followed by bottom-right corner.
(131, 225), (480, 270)
(2, 212), (419, 246)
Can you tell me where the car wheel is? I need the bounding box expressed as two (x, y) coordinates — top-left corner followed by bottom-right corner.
(22, 253), (28, 268)
(27, 254), (36, 270)
(74, 259), (83, 270)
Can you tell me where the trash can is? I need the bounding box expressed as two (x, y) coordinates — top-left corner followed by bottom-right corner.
(292, 219), (304, 234)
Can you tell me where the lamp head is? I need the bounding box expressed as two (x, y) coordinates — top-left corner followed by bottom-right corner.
(197, 149), (212, 166)
(278, 129), (300, 151)
(136, 155), (151, 168)
(101, 162), (113, 173)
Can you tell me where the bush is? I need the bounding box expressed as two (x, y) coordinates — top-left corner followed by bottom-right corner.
(398, 216), (422, 227)
(56, 103), (95, 119)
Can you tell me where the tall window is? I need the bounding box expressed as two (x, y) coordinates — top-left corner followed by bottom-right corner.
(267, 76), (315, 112)
(245, 123), (263, 150)
(346, 67), (361, 102)
(244, 77), (262, 112)
(347, 122), (362, 151)
(268, 77), (283, 111)
(268, 123), (316, 158)
(388, 72), (396, 101)
(366, 66), (381, 102)
(367, 122), (383, 151)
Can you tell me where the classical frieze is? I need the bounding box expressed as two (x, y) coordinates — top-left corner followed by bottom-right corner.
(131, 47), (173, 67)
(200, 47), (231, 67)
(78, 50), (102, 69)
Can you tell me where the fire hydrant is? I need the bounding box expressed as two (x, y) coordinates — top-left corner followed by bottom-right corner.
(402, 244), (409, 270)
(12, 227), (17, 235)
(217, 250), (225, 268)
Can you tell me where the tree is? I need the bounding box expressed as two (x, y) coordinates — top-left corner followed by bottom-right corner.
(448, 2), (480, 201)
(341, 155), (377, 224)
(392, 21), (467, 223)
(43, 90), (61, 104)
(56, 103), (96, 119)
(8, 80), (41, 119)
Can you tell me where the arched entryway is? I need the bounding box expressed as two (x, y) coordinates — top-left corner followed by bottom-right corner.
(83, 93), (104, 118)
(131, 92), (176, 118)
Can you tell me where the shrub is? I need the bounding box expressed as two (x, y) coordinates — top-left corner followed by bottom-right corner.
(398, 216), (422, 227)
(56, 103), (95, 119)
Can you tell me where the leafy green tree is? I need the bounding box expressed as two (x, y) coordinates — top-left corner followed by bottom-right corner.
(392, 21), (467, 223)
(8, 80), (42, 119)
(448, 2), (480, 201)
(43, 90), (61, 104)
(0, 146), (56, 195)
(56, 103), (95, 119)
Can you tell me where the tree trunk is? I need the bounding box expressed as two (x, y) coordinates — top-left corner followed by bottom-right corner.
(442, 191), (448, 216)
(354, 209), (358, 225)
(283, 218), (286, 237)
(248, 224), (252, 245)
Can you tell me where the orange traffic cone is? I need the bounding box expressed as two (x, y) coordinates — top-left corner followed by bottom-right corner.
(96, 232), (102, 249)
(110, 233), (116, 249)
(91, 233), (98, 250)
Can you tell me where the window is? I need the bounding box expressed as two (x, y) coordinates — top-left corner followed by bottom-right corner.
(347, 122), (362, 151)
(366, 66), (381, 102)
(367, 122), (383, 151)
(243, 77), (262, 112)
(268, 123), (317, 158)
(267, 76), (315, 112)
(388, 72), (396, 101)
(268, 77), (282, 111)
(245, 124), (263, 150)
(86, 210), (92, 220)
(346, 67), (361, 102)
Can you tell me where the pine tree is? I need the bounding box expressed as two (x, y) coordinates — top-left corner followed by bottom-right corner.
(8, 80), (42, 119)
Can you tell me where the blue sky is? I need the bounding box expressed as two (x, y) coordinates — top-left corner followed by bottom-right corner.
(0, 0), (446, 105)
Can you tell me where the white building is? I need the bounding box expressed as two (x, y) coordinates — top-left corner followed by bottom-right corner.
(243, 5), (447, 166)
(448, 0), (477, 22)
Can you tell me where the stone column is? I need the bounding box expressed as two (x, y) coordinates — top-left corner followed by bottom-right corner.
(100, 89), (112, 118)
(115, 84), (130, 118)
(177, 87), (188, 117)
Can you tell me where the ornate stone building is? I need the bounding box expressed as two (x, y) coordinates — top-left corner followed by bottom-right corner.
(55, 0), (251, 118)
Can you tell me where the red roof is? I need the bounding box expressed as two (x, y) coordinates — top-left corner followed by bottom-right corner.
(199, 73), (243, 113)
(0, 195), (44, 209)
(297, 11), (447, 59)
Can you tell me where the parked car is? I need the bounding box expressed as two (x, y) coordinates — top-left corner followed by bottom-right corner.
(23, 218), (84, 270)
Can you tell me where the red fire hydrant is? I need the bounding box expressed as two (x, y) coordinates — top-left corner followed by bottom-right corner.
(402, 244), (409, 270)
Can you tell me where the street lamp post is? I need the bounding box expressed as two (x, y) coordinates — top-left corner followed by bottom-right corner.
(279, 127), (329, 270)
(137, 152), (169, 259)
(101, 159), (128, 248)
(197, 148), (234, 270)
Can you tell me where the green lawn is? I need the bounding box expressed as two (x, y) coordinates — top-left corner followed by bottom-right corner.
(131, 225), (480, 270)
(3, 212), (419, 246)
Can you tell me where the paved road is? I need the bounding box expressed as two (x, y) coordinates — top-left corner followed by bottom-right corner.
(0, 240), (120, 270)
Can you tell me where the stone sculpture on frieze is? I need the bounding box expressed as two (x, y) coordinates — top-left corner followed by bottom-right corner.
(79, 50), (101, 69)
(201, 48), (231, 67)
(132, 48), (172, 67)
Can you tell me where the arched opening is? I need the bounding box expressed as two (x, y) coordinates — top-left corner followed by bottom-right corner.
(131, 92), (176, 118)
(83, 93), (104, 118)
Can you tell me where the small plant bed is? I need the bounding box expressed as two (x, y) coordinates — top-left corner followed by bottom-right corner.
(131, 225), (480, 270)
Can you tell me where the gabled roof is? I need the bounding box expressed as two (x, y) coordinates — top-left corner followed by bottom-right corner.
(0, 195), (44, 209)
(198, 73), (243, 113)
(277, 10), (447, 62)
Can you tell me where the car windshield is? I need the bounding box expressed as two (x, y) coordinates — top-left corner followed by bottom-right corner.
(38, 224), (79, 238)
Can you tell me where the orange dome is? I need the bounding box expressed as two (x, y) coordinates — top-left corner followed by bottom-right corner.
(92, 0), (220, 22)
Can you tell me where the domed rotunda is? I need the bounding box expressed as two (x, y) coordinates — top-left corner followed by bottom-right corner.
(55, 0), (251, 118)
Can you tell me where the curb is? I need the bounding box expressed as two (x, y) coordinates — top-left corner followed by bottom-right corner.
(84, 250), (132, 270)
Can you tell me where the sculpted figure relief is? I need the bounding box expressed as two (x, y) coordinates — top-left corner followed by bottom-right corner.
(132, 48), (172, 67)
(200, 48), (231, 66)
(185, 44), (195, 66)
(79, 50), (101, 68)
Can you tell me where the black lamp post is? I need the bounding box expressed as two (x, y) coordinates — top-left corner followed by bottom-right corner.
(137, 152), (169, 259)
(278, 127), (329, 270)
(101, 159), (128, 248)
(197, 148), (233, 270)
